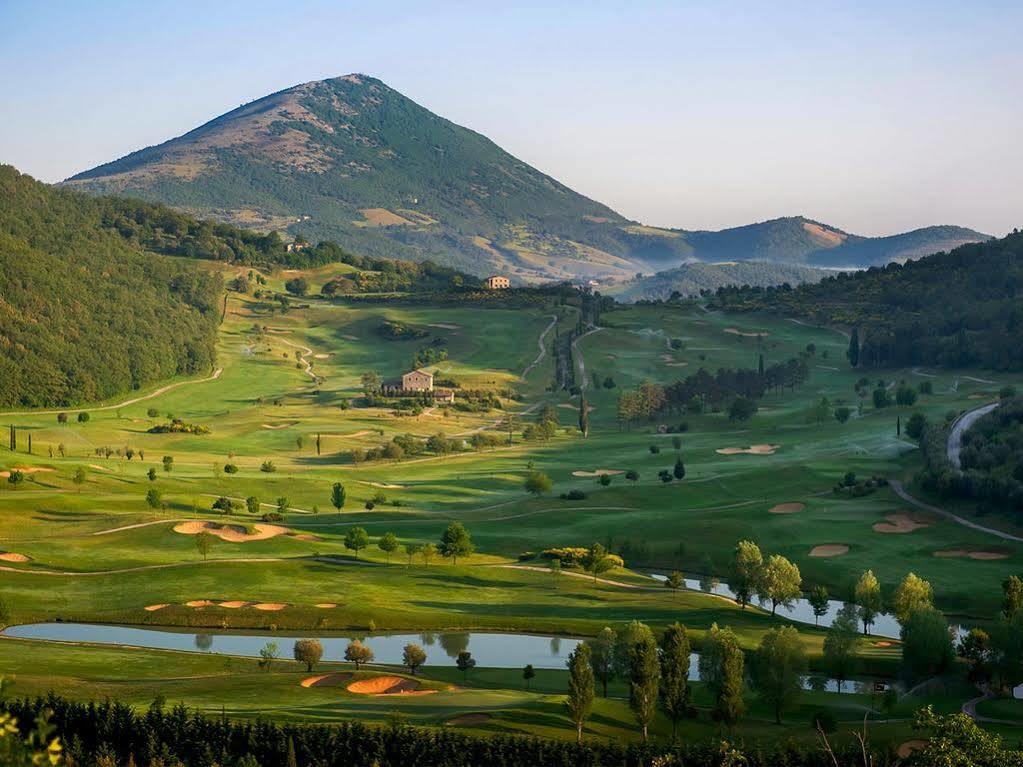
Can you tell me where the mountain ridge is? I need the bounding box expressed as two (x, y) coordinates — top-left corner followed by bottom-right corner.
(65, 74), (989, 280)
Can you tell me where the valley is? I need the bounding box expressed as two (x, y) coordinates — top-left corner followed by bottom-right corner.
(2, 257), (1021, 751)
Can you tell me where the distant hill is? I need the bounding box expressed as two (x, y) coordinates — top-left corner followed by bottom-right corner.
(684, 217), (989, 267)
(608, 260), (831, 302)
(710, 229), (1023, 370)
(66, 75), (988, 280)
(0, 166), (221, 408)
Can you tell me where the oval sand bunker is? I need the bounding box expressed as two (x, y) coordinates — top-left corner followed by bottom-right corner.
(809, 544), (849, 558)
(347, 676), (430, 695)
(173, 521), (288, 543)
(769, 503), (805, 514)
(717, 444), (780, 456)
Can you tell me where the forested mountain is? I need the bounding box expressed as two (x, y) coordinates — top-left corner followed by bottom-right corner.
(0, 166), (222, 408)
(608, 260), (830, 302)
(709, 229), (1023, 370)
(65, 75), (987, 281)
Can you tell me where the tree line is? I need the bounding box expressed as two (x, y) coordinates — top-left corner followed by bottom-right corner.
(709, 229), (1023, 370)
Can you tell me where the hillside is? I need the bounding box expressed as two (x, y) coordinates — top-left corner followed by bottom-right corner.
(0, 166), (222, 408)
(608, 260), (831, 302)
(709, 229), (1023, 370)
(65, 76), (986, 281)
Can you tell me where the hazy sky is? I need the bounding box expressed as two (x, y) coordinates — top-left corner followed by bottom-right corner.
(2, 1), (1020, 236)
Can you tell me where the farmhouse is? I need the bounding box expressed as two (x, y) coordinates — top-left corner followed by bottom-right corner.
(484, 275), (510, 289)
(380, 368), (457, 403)
(402, 369), (433, 392)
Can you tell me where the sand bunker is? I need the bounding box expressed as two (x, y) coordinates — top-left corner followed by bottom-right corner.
(724, 327), (769, 338)
(769, 503), (805, 514)
(173, 521), (288, 543)
(873, 511), (931, 534)
(261, 421), (297, 430)
(290, 533), (320, 542)
(0, 467), (54, 478)
(0, 552), (31, 563)
(716, 444), (780, 455)
(359, 480), (405, 489)
(666, 361), (689, 368)
(874, 641), (893, 648)
(313, 353), (331, 359)
(89, 464), (113, 472)
(253, 602), (288, 611)
(446, 713), (492, 727)
(144, 604), (169, 612)
(218, 601), (248, 608)
(186, 600), (215, 608)
(572, 469), (623, 477)
(315, 603), (337, 608)
(934, 548), (1010, 561)
(300, 672), (352, 688)
(347, 676), (429, 695)
(428, 323), (461, 330)
(810, 544), (849, 558)
(341, 334), (360, 341)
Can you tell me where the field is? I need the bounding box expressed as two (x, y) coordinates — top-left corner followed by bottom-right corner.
(1, 264), (1021, 746)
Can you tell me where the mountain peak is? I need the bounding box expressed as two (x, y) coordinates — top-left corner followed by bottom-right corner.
(63, 78), (989, 279)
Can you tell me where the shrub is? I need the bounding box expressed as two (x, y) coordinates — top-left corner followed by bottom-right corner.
(261, 511), (284, 523)
(223, 463), (238, 474)
(560, 489), (587, 500)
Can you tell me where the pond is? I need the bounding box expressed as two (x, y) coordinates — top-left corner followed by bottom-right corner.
(5, 622), (881, 694)
(647, 572), (906, 637)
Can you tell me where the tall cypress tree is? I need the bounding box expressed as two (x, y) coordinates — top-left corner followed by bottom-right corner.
(847, 327), (860, 368)
(578, 395), (589, 437)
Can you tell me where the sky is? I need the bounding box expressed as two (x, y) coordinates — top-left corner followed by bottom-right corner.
(1, 0), (1020, 236)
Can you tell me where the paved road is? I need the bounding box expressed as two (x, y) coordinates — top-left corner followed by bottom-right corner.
(948, 402), (999, 471)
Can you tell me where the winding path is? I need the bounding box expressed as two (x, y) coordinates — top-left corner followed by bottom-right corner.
(520, 315), (558, 380)
(572, 326), (604, 390)
(948, 402), (999, 472)
(0, 368), (223, 417)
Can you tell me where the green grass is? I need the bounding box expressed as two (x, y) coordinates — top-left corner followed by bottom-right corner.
(2, 279), (1022, 744)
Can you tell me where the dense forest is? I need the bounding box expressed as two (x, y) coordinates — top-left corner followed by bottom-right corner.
(709, 230), (1023, 370)
(919, 394), (1023, 524)
(0, 166), (221, 408)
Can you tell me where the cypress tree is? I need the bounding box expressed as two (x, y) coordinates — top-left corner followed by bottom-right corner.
(758, 353), (764, 376)
(847, 327), (860, 368)
(578, 395), (589, 437)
